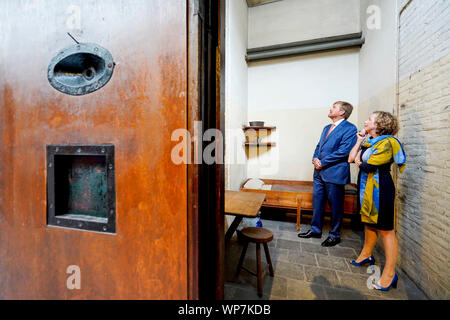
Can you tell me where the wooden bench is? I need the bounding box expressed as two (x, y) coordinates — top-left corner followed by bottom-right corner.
(240, 179), (358, 231)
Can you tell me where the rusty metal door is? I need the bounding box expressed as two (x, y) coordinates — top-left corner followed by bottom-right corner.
(0, 0), (190, 299)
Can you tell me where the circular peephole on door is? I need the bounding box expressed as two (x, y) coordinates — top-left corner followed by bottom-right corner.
(83, 67), (96, 81)
(47, 43), (115, 96)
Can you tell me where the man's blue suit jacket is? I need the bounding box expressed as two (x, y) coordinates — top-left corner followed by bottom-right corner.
(313, 119), (357, 185)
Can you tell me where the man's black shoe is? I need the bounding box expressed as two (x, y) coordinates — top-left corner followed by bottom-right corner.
(298, 230), (322, 239)
(321, 236), (341, 247)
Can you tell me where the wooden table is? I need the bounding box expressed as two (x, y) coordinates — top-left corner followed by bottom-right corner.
(224, 190), (266, 243)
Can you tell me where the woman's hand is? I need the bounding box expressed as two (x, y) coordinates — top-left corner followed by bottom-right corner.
(348, 133), (364, 163)
(357, 129), (367, 141)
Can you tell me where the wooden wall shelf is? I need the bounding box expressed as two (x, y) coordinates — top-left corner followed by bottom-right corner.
(242, 126), (276, 131)
(243, 126), (276, 148)
(244, 142), (276, 147)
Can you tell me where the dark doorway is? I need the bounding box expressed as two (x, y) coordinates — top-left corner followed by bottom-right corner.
(188, 0), (224, 300)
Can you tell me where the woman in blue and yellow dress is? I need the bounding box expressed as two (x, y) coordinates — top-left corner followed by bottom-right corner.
(348, 111), (406, 291)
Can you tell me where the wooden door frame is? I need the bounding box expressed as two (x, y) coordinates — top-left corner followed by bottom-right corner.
(187, 0), (224, 300)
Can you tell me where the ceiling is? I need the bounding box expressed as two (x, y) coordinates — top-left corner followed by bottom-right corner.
(246, 0), (283, 7)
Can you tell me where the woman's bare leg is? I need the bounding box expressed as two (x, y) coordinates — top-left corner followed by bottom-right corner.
(355, 226), (378, 262)
(378, 230), (398, 287)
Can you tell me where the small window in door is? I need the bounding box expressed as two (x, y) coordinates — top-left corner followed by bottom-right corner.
(46, 144), (116, 233)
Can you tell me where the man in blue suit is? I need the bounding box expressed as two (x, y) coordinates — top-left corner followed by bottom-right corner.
(298, 101), (357, 247)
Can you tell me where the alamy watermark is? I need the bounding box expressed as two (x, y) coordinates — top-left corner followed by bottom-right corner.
(367, 5), (381, 30)
(66, 265), (81, 290)
(171, 121), (280, 175)
(366, 265), (381, 289)
(66, 5), (81, 31)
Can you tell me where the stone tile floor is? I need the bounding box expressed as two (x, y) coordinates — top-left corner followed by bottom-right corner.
(225, 218), (428, 300)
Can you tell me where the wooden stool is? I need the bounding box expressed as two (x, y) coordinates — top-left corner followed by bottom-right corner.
(235, 227), (274, 297)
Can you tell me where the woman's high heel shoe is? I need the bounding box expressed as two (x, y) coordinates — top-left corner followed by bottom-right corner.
(373, 274), (398, 291)
(349, 255), (375, 267)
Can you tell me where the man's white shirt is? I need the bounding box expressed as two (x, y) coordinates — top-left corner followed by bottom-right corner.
(329, 118), (345, 134)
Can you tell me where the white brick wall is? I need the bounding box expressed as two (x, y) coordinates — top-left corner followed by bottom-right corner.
(398, 0), (450, 78)
(397, 0), (450, 300)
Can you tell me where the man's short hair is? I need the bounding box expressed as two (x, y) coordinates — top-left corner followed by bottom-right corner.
(334, 101), (353, 119)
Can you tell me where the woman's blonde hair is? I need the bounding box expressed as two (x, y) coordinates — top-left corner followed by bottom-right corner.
(373, 111), (399, 136)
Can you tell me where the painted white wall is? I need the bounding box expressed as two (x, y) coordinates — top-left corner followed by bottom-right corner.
(248, 0), (361, 48)
(248, 50), (360, 111)
(224, 0), (362, 186)
(247, 49), (360, 181)
(358, 0), (398, 126)
(225, 0), (248, 191)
